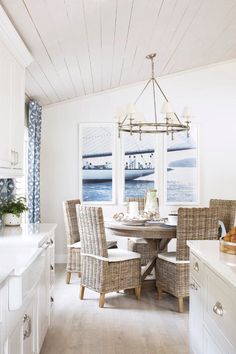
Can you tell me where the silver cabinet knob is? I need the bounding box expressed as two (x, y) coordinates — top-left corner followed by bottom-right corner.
(23, 314), (32, 339)
(213, 301), (224, 316)
(193, 262), (199, 272)
(190, 283), (198, 291)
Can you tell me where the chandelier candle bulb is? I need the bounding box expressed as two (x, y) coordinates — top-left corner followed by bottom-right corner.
(127, 103), (136, 115)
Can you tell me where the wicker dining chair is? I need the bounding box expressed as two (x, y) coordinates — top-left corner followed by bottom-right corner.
(63, 199), (117, 284)
(209, 199), (236, 233)
(127, 197), (157, 266)
(76, 205), (141, 308)
(156, 207), (219, 313)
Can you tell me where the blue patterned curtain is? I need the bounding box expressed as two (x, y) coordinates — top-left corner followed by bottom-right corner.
(28, 100), (42, 223)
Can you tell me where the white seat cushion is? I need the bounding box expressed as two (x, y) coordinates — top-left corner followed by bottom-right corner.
(108, 249), (140, 262)
(130, 238), (148, 244)
(68, 241), (81, 249)
(107, 240), (117, 248)
(158, 251), (190, 264)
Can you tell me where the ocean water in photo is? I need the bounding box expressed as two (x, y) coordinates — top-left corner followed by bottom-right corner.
(83, 182), (112, 202)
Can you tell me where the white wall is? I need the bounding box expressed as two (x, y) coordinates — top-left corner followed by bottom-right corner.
(41, 61), (236, 262)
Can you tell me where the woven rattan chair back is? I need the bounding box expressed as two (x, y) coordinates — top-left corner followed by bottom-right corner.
(210, 199), (236, 232)
(76, 205), (108, 258)
(176, 207), (219, 261)
(63, 199), (81, 245)
(127, 197), (145, 213)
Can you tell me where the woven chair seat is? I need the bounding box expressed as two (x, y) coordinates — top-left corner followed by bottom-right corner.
(131, 238), (148, 244)
(158, 252), (190, 264)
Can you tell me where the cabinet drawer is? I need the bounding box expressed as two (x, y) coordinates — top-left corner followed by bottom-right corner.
(203, 326), (235, 354)
(204, 267), (236, 348)
(190, 253), (202, 284)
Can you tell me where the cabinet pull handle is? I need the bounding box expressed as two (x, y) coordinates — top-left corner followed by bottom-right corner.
(23, 314), (32, 339)
(213, 302), (224, 316)
(50, 264), (54, 270)
(42, 240), (51, 249)
(50, 238), (54, 245)
(11, 150), (14, 166)
(15, 151), (18, 165)
(50, 296), (54, 303)
(190, 283), (198, 291)
(193, 262), (199, 272)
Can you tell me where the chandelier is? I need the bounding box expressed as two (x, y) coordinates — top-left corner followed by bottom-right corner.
(116, 53), (192, 140)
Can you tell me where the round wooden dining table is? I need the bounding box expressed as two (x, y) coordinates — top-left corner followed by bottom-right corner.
(105, 221), (176, 282)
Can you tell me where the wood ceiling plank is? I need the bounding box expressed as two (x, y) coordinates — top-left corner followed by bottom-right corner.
(65, 0), (95, 95)
(110, 0), (134, 89)
(1, 0), (71, 101)
(157, 0), (204, 75)
(127, 0), (170, 83)
(25, 69), (51, 105)
(118, 0), (156, 86)
(100, 0), (117, 91)
(166, 0), (236, 74)
(82, 0), (102, 93)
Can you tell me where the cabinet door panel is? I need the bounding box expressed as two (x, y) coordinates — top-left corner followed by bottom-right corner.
(0, 41), (12, 169)
(8, 320), (23, 354)
(189, 277), (203, 354)
(11, 60), (25, 170)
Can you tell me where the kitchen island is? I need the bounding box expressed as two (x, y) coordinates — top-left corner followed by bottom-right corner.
(0, 223), (56, 354)
(188, 240), (236, 354)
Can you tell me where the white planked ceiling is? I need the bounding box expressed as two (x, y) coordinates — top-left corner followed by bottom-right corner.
(1, 0), (236, 106)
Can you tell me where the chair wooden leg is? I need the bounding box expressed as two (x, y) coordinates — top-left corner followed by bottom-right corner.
(99, 293), (105, 308)
(78, 272), (81, 278)
(178, 297), (184, 313)
(135, 287), (141, 300)
(66, 272), (71, 284)
(80, 286), (85, 300)
(157, 287), (162, 300)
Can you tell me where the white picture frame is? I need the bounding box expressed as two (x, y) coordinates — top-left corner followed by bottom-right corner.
(78, 123), (116, 204)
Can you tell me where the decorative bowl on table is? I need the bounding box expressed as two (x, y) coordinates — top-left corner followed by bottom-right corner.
(112, 212), (149, 226)
(220, 227), (236, 255)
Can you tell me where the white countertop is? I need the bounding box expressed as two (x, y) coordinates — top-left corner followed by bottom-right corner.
(0, 223), (56, 287)
(188, 240), (236, 288)
(0, 267), (13, 289)
(0, 223), (56, 247)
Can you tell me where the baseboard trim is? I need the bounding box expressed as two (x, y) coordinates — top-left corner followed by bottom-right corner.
(55, 254), (67, 264)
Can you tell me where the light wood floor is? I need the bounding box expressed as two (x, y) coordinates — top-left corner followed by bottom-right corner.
(41, 265), (189, 354)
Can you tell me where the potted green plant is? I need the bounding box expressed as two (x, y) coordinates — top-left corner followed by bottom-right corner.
(0, 197), (28, 226)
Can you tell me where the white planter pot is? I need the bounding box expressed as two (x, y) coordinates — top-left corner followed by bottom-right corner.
(3, 213), (22, 226)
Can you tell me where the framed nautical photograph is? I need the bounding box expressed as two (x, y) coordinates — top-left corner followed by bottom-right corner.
(79, 124), (115, 203)
(164, 125), (199, 205)
(122, 133), (157, 201)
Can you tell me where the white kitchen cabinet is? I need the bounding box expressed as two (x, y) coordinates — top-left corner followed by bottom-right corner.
(0, 224), (56, 354)
(7, 297), (35, 354)
(0, 40), (12, 170)
(188, 241), (236, 354)
(11, 60), (25, 171)
(0, 5), (33, 177)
